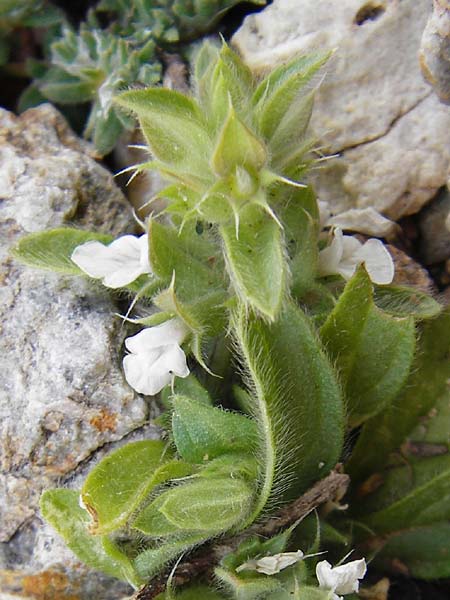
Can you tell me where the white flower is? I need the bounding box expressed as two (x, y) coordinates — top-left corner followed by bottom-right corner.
(316, 558), (367, 600)
(123, 318), (190, 396)
(318, 228), (394, 285)
(71, 234), (151, 288)
(236, 550), (305, 576)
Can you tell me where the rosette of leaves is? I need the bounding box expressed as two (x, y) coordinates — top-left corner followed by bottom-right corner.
(29, 24), (161, 155)
(13, 41), (449, 598)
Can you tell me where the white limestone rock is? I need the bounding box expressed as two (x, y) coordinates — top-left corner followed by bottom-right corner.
(420, 0), (450, 105)
(0, 105), (155, 599)
(234, 0), (450, 221)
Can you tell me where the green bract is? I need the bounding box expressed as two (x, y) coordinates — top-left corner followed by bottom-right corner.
(12, 38), (448, 600)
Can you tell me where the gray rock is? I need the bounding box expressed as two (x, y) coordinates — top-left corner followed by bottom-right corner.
(420, 0), (450, 104)
(234, 0), (450, 222)
(418, 185), (450, 264)
(0, 105), (158, 598)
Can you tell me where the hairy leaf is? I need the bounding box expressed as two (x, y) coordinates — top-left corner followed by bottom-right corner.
(212, 106), (267, 176)
(116, 88), (212, 182)
(356, 454), (450, 533)
(373, 285), (442, 319)
(220, 206), (286, 320)
(321, 268), (415, 426)
(12, 228), (113, 274)
(134, 533), (208, 581)
(81, 441), (192, 534)
(233, 301), (344, 525)
(40, 489), (141, 586)
(133, 477), (253, 536)
(347, 307), (450, 481)
(172, 395), (258, 463)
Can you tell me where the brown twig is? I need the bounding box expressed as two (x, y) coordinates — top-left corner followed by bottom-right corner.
(133, 467), (349, 600)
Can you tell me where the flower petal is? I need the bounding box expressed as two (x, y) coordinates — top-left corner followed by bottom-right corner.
(340, 234), (362, 260)
(71, 240), (116, 278)
(71, 234), (151, 288)
(139, 234), (151, 273)
(123, 349), (171, 396)
(355, 239), (394, 285)
(253, 551), (305, 575)
(318, 228), (345, 277)
(316, 560), (340, 592)
(332, 559), (367, 595)
(316, 558), (366, 597)
(154, 344), (190, 378)
(125, 319), (189, 353)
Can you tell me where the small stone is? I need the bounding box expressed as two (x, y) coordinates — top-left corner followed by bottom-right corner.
(418, 186), (450, 265)
(388, 245), (435, 292)
(420, 0), (450, 104)
(234, 0), (450, 221)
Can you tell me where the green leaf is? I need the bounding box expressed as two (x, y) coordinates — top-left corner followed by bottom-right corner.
(133, 478), (253, 536)
(220, 205), (286, 320)
(172, 395), (258, 463)
(253, 52), (330, 142)
(198, 454), (259, 481)
(160, 374), (213, 408)
(38, 67), (96, 104)
(278, 186), (319, 298)
(215, 566), (282, 600)
(149, 219), (224, 302)
(134, 533), (208, 581)
(40, 489), (141, 586)
(155, 584), (227, 600)
(347, 307), (450, 482)
(81, 441), (193, 534)
(373, 285), (442, 320)
(320, 267), (416, 426)
(212, 105), (267, 177)
(355, 454), (450, 533)
(374, 523), (450, 580)
(12, 228), (113, 274)
(115, 88), (212, 183)
(233, 301), (344, 525)
(91, 106), (124, 156)
(269, 90), (316, 169)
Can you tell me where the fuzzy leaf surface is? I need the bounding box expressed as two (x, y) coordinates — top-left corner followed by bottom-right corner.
(347, 307), (450, 481)
(160, 374), (213, 408)
(220, 206), (285, 320)
(134, 533), (208, 581)
(253, 52), (329, 141)
(212, 106), (267, 176)
(133, 478), (253, 536)
(116, 88), (212, 182)
(215, 566), (282, 599)
(172, 395), (258, 463)
(81, 440), (192, 534)
(321, 268), (415, 426)
(40, 489), (140, 586)
(233, 301), (344, 525)
(373, 285), (442, 319)
(12, 228), (113, 274)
